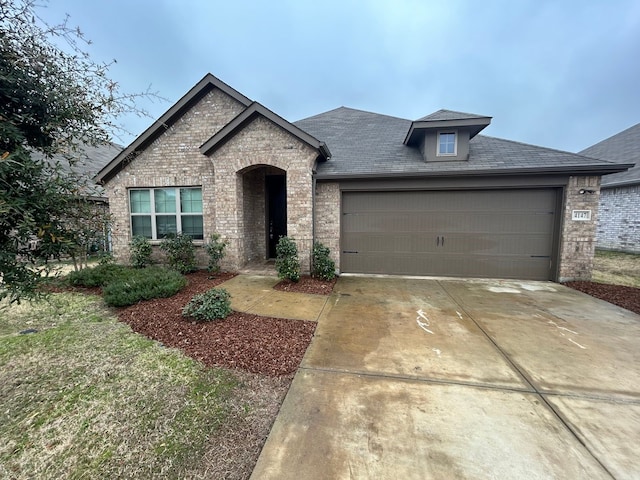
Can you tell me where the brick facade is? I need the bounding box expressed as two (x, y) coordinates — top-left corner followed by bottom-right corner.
(104, 87), (318, 272)
(314, 181), (341, 271)
(597, 185), (640, 253)
(558, 176), (601, 281)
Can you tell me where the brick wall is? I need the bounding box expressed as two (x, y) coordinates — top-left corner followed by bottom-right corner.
(104, 88), (246, 265)
(597, 185), (640, 253)
(243, 168), (266, 262)
(558, 176), (601, 281)
(314, 181), (341, 271)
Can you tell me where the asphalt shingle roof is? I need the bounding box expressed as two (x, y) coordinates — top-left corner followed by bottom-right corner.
(295, 107), (621, 178)
(417, 109), (490, 122)
(579, 123), (640, 187)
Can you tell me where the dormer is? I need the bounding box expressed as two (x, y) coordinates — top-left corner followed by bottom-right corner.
(404, 109), (491, 162)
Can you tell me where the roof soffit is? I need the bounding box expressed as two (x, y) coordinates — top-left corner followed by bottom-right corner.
(404, 111), (492, 146)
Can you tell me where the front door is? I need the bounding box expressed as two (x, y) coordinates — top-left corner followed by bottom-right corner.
(266, 175), (287, 258)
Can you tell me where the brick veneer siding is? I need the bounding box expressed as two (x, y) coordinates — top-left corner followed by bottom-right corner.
(597, 185), (640, 253)
(206, 116), (318, 272)
(314, 181), (341, 271)
(558, 176), (601, 281)
(104, 88), (246, 265)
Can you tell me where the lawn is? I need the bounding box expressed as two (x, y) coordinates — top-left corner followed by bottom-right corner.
(0, 292), (286, 479)
(592, 249), (640, 287)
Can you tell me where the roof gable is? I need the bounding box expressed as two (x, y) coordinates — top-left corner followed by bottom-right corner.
(200, 102), (330, 160)
(96, 73), (252, 184)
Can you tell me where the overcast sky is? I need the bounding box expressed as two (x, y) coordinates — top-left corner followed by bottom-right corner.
(40, 0), (640, 153)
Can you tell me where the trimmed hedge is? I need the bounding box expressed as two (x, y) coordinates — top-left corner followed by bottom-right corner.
(102, 266), (187, 307)
(66, 264), (187, 307)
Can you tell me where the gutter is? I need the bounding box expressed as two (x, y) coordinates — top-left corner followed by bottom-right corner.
(313, 163), (635, 181)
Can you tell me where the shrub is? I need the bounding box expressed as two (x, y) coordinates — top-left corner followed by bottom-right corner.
(102, 266), (187, 307)
(205, 233), (228, 274)
(130, 235), (153, 268)
(312, 241), (336, 281)
(66, 263), (131, 287)
(182, 288), (232, 321)
(275, 236), (300, 282)
(160, 233), (197, 274)
(97, 252), (114, 265)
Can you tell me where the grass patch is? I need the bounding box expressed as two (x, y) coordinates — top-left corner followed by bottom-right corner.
(593, 250), (640, 287)
(0, 293), (237, 479)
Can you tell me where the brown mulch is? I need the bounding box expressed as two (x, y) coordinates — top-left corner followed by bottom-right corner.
(273, 275), (337, 295)
(117, 270), (317, 377)
(564, 281), (640, 315)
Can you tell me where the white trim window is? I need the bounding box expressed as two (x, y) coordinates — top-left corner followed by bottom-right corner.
(130, 187), (203, 240)
(437, 131), (457, 156)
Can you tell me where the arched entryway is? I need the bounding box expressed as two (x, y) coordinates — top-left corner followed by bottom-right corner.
(238, 165), (287, 265)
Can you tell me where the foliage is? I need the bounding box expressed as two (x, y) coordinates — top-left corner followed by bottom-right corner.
(182, 288), (232, 322)
(97, 251), (114, 265)
(66, 263), (131, 287)
(0, 0), (161, 304)
(102, 266), (187, 307)
(275, 236), (301, 283)
(160, 233), (197, 274)
(130, 235), (153, 268)
(205, 233), (228, 274)
(312, 241), (336, 281)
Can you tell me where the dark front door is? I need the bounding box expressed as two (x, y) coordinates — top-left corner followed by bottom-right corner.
(266, 175), (287, 258)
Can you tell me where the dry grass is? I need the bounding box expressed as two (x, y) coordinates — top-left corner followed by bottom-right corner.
(0, 293), (286, 479)
(592, 250), (640, 287)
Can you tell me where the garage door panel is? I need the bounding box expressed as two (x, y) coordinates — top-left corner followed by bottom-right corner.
(344, 212), (555, 235)
(341, 190), (557, 280)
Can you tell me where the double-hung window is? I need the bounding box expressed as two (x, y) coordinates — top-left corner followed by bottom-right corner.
(130, 187), (203, 240)
(437, 131), (457, 156)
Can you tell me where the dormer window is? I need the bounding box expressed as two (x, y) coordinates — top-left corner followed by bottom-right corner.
(438, 131), (457, 156)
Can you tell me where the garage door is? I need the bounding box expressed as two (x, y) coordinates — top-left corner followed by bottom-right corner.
(341, 189), (558, 280)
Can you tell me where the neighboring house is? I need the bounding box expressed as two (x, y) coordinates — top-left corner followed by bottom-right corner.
(579, 123), (640, 253)
(96, 73), (630, 281)
(31, 142), (122, 252)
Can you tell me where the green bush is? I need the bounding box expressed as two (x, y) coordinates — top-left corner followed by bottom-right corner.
(66, 263), (131, 287)
(160, 233), (197, 274)
(182, 288), (232, 321)
(275, 236), (300, 283)
(205, 233), (228, 274)
(312, 241), (336, 281)
(102, 266), (187, 307)
(130, 235), (153, 268)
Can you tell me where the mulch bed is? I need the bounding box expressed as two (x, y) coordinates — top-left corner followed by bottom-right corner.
(116, 270), (321, 376)
(564, 281), (640, 315)
(273, 275), (337, 295)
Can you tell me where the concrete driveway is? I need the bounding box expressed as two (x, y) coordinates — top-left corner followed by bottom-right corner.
(251, 276), (640, 479)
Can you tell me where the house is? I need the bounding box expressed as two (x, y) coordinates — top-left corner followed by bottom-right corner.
(96, 73), (630, 282)
(579, 123), (640, 253)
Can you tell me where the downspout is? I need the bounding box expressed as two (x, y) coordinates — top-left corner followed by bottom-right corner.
(312, 169), (317, 271)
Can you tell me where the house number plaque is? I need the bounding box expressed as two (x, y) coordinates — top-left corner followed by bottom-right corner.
(572, 210), (592, 221)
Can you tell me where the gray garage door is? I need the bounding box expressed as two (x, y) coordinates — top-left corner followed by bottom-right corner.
(341, 189), (558, 280)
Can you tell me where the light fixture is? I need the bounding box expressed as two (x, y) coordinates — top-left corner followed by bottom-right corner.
(578, 189), (596, 194)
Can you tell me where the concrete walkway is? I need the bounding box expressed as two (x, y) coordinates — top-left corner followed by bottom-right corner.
(220, 274), (330, 322)
(250, 276), (640, 479)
